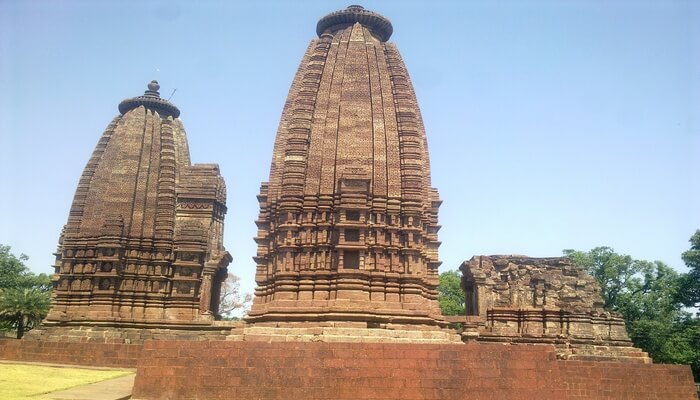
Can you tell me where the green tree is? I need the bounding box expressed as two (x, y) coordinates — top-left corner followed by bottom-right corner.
(438, 270), (465, 316)
(0, 245), (51, 291)
(0, 245), (30, 290)
(562, 247), (667, 314)
(565, 246), (700, 381)
(0, 288), (50, 338)
(678, 230), (700, 310)
(0, 245), (52, 338)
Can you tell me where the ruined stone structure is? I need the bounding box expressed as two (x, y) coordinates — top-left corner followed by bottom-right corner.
(460, 255), (651, 362)
(43, 81), (231, 328)
(249, 5), (444, 327)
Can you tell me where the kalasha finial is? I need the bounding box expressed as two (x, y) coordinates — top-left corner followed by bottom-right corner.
(148, 80), (160, 92)
(316, 5), (393, 42)
(118, 80), (179, 117)
(144, 80), (160, 98)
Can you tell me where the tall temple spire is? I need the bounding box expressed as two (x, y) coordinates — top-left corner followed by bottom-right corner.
(249, 6), (444, 327)
(45, 81), (231, 326)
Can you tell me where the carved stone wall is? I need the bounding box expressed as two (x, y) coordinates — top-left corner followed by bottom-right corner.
(248, 6), (444, 327)
(43, 82), (231, 329)
(459, 255), (651, 362)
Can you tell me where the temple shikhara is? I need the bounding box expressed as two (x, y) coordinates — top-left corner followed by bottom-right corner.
(3, 5), (696, 400)
(248, 5), (444, 328)
(40, 81), (231, 332)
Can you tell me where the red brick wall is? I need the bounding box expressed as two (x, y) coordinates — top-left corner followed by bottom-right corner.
(0, 339), (141, 368)
(131, 341), (697, 400)
(558, 361), (697, 400)
(2, 339), (696, 399)
(132, 341), (559, 400)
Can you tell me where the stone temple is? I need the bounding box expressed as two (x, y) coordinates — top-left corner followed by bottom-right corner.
(3, 6), (696, 400)
(248, 5), (444, 328)
(42, 81), (231, 329)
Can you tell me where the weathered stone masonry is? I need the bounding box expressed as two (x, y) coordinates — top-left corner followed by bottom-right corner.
(460, 255), (650, 362)
(41, 81), (231, 329)
(249, 5), (444, 327)
(3, 5), (696, 400)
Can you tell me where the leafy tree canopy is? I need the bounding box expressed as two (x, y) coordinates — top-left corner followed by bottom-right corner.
(0, 245), (51, 291)
(563, 247), (682, 321)
(0, 245), (52, 338)
(565, 240), (699, 381)
(678, 230), (700, 309)
(438, 270), (465, 316)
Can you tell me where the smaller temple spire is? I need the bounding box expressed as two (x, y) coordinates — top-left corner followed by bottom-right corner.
(118, 80), (180, 118)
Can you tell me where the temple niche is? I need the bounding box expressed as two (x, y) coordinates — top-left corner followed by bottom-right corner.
(248, 5), (445, 328)
(43, 81), (231, 329)
(459, 255), (651, 362)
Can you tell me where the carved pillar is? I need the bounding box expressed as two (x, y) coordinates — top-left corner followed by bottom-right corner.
(199, 272), (213, 316)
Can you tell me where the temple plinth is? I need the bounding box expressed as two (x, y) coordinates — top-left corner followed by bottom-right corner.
(44, 81), (231, 328)
(248, 6), (445, 327)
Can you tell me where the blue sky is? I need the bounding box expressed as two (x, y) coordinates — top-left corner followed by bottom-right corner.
(1, 0), (698, 297)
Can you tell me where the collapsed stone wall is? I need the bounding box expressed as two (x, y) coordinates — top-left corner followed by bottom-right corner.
(459, 255), (650, 362)
(462, 255), (605, 314)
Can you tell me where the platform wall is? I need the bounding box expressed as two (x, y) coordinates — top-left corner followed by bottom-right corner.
(1, 339), (696, 400)
(131, 341), (696, 400)
(0, 339), (141, 368)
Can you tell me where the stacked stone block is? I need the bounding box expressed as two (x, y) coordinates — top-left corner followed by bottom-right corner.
(42, 81), (231, 331)
(249, 5), (444, 327)
(460, 255), (651, 362)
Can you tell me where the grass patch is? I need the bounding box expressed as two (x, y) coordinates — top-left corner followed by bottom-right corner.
(0, 363), (132, 399)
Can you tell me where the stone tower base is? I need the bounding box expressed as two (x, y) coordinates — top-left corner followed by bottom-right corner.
(23, 321), (461, 345)
(22, 321), (238, 344)
(230, 325), (461, 344)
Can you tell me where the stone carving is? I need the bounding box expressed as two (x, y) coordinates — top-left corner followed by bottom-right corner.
(177, 201), (213, 210)
(459, 255), (651, 362)
(44, 81), (232, 327)
(98, 278), (111, 290)
(248, 6), (444, 327)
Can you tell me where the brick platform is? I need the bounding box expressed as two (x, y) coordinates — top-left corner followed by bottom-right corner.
(558, 361), (696, 399)
(0, 339), (141, 368)
(1, 339), (696, 399)
(131, 341), (696, 400)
